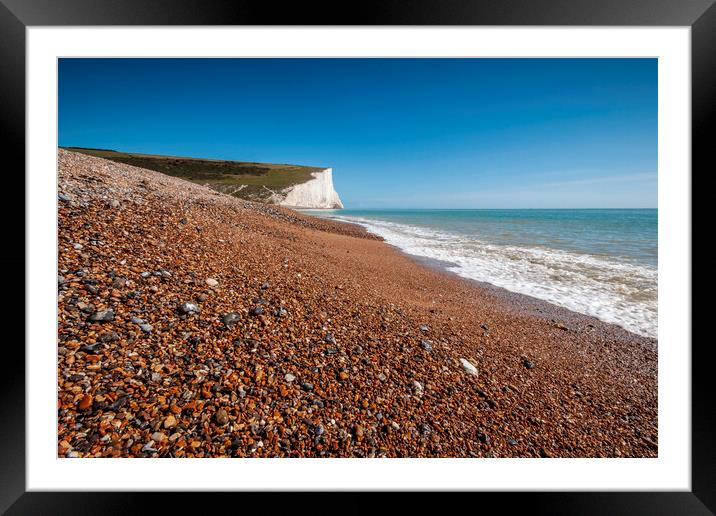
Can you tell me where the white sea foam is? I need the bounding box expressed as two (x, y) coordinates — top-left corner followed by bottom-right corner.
(326, 215), (657, 338)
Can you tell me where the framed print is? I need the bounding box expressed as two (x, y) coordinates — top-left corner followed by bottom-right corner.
(4, 0), (714, 513)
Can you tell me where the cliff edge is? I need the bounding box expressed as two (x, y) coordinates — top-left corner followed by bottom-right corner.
(279, 168), (343, 209)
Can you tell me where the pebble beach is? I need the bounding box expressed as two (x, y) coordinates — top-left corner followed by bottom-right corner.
(57, 149), (658, 458)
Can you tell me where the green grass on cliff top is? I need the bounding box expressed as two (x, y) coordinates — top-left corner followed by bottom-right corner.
(63, 148), (324, 198)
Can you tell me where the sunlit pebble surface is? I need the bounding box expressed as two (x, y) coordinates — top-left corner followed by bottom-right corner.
(57, 149), (658, 459)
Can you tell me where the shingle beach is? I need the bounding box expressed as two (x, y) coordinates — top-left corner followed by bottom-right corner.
(57, 149), (657, 458)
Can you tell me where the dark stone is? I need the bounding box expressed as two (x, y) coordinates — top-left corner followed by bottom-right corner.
(260, 282), (269, 290)
(301, 382), (314, 391)
(419, 340), (433, 352)
(249, 306), (263, 316)
(221, 312), (242, 328)
(100, 332), (120, 343)
(214, 409), (229, 426)
(112, 277), (127, 289)
(523, 359), (535, 369)
(508, 439), (518, 445)
(324, 333), (336, 344)
(110, 396), (128, 411)
(80, 342), (103, 353)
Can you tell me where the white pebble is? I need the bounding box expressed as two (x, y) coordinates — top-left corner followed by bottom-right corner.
(459, 358), (478, 375)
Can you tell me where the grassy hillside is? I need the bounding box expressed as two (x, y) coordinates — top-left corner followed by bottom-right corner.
(63, 147), (324, 203)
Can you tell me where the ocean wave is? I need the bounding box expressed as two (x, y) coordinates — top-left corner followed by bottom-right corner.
(326, 214), (658, 338)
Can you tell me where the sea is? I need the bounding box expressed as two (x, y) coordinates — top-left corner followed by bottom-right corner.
(302, 209), (657, 338)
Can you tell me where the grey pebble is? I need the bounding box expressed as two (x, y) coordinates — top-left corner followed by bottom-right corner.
(221, 312), (242, 328)
(89, 309), (114, 322)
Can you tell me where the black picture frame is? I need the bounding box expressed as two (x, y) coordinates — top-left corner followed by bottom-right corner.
(2, 1), (713, 513)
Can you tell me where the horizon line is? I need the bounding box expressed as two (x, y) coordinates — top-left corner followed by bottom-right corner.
(334, 207), (658, 210)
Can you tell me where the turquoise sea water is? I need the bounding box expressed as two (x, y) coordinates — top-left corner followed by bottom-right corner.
(303, 209), (657, 338)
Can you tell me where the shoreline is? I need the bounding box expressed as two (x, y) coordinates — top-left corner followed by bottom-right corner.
(397, 248), (656, 346)
(57, 149), (658, 458)
(304, 212), (657, 342)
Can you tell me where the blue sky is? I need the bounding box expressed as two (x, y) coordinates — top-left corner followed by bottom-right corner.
(59, 58), (657, 208)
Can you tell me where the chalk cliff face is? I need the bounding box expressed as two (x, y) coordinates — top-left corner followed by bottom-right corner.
(278, 168), (344, 209)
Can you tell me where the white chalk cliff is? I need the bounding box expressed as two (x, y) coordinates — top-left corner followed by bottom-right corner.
(278, 168), (344, 209)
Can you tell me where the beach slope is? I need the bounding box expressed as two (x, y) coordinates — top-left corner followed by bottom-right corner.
(57, 149), (657, 458)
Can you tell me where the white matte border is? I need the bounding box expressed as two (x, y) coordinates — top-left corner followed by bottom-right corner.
(27, 27), (690, 491)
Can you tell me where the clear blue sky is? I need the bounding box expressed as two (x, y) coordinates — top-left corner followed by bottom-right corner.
(59, 58), (657, 209)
